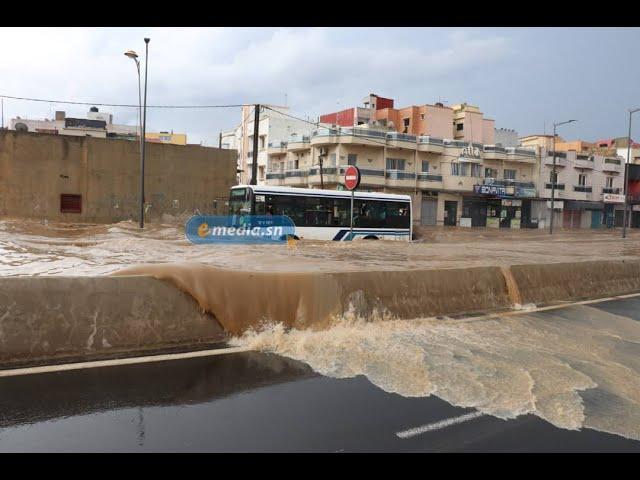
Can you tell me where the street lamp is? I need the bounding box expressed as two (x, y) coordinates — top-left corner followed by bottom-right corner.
(549, 119), (577, 234)
(622, 107), (640, 238)
(124, 38), (150, 229)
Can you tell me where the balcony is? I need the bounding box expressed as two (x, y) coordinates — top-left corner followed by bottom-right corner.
(574, 156), (594, 169)
(310, 127), (385, 147)
(265, 171), (285, 186)
(505, 147), (537, 164)
(602, 187), (622, 194)
(386, 132), (417, 149)
(384, 169), (416, 188)
(417, 136), (445, 153)
(483, 145), (507, 160)
(573, 185), (593, 193)
(267, 141), (288, 155)
(287, 136), (310, 151)
(308, 167), (340, 187)
(602, 158), (623, 173)
(544, 156), (568, 167)
(417, 173), (443, 188)
(545, 183), (565, 190)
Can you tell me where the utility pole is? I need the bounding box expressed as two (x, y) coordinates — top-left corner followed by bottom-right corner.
(549, 119), (576, 234)
(250, 104), (260, 185)
(219, 132), (222, 148)
(319, 155), (324, 189)
(623, 108), (640, 238)
(140, 38), (150, 229)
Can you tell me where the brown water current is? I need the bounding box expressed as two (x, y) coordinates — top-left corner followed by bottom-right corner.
(3, 218), (640, 441)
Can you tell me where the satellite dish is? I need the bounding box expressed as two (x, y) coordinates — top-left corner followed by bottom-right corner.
(15, 123), (28, 132)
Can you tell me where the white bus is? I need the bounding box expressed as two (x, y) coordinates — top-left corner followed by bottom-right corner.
(229, 185), (412, 241)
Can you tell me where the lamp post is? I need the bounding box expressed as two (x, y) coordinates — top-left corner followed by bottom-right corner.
(124, 50), (143, 161)
(125, 38), (150, 229)
(549, 119), (576, 234)
(622, 108), (640, 238)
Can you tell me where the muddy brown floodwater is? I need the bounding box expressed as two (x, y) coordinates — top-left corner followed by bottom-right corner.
(2, 217), (640, 444)
(2, 217), (640, 276)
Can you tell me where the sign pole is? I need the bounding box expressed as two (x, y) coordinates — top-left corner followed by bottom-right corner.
(350, 189), (354, 239)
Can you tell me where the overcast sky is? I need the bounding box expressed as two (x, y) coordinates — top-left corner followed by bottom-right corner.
(1, 27), (639, 145)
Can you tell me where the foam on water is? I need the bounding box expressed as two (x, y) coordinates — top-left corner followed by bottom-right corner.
(230, 304), (640, 440)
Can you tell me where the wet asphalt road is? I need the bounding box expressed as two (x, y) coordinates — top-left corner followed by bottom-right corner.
(1, 298), (640, 452)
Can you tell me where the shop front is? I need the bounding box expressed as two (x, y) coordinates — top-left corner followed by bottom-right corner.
(564, 200), (605, 229)
(464, 183), (533, 229)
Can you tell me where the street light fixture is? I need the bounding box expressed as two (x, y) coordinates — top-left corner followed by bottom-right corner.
(549, 119), (577, 235)
(124, 39), (150, 229)
(622, 107), (640, 238)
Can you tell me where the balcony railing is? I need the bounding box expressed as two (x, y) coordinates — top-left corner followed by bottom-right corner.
(288, 136), (310, 143)
(309, 167), (338, 176)
(602, 187), (621, 194)
(547, 151), (567, 158)
(284, 169), (308, 178)
(385, 170), (416, 180)
(268, 141), (288, 149)
(604, 158), (622, 165)
(386, 132), (417, 142)
(418, 136), (444, 145)
(507, 148), (536, 157)
(573, 185), (592, 193)
(545, 183), (565, 190)
(266, 172), (285, 180)
(417, 173), (443, 182)
(483, 145), (507, 153)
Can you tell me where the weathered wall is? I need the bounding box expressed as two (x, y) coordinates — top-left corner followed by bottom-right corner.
(0, 130), (237, 223)
(0, 275), (226, 368)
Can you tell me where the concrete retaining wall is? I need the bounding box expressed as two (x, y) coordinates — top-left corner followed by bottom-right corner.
(2, 259), (639, 368)
(0, 276), (226, 368)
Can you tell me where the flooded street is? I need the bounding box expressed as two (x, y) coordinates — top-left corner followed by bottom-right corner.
(2, 217), (640, 276)
(2, 217), (640, 447)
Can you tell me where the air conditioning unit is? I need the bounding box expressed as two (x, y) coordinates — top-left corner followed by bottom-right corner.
(319, 147), (328, 156)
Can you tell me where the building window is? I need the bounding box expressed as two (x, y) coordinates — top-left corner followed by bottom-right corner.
(578, 174), (587, 187)
(485, 167), (498, 179)
(456, 123), (464, 131)
(330, 153), (337, 166)
(606, 176), (614, 188)
(347, 154), (357, 166)
(402, 118), (410, 134)
(386, 158), (406, 170)
(420, 113), (425, 120)
(471, 164), (482, 177)
(451, 162), (460, 176)
(421, 160), (429, 173)
(504, 169), (517, 181)
(60, 194), (82, 213)
(259, 135), (266, 149)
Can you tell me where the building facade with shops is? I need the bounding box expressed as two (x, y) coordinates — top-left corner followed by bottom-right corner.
(264, 125), (539, 228)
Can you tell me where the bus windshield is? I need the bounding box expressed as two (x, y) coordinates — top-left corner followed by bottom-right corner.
(229, 188), (252, 215)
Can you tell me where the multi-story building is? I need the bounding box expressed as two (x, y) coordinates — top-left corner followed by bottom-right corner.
(320, 94), (497, 145)
(266, 125), (539, 228)
(225, 105), (314, 185)
(534, 146), (626, 229)
(494, 128), (519, 148)
(10, 107), (187, 145)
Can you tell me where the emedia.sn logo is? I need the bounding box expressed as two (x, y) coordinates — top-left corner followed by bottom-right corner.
(185, 215), (296, 244)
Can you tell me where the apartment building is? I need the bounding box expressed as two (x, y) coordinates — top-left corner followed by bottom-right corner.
(320, 94), (498, 145)
(227, 105), (314, 185)
(266, 125), (538, 228)
(10, 107), (187, 145)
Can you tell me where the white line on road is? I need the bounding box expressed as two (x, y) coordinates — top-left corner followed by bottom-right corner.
(0, 346), (252, 378)
(396, 411), (485, 439)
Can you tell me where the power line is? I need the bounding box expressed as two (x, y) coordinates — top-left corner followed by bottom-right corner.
(0, 94), (248, 109)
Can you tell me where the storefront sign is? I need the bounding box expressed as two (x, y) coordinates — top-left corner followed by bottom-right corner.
(516, 187), (537, 198)
(603, 193), (625, 204)
(474, 185), (508, 196)
(461, 143), (481, 158)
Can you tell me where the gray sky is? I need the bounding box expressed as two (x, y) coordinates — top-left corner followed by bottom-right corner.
(1, 27), (639, 145)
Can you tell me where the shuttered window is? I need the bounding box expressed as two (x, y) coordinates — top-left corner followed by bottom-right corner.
(60, 194), (82, 213)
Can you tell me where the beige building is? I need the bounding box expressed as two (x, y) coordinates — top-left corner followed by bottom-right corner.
(266, 126), (538, 228)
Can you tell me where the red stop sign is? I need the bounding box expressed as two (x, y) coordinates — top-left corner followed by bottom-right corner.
(344, 165), (361, 191)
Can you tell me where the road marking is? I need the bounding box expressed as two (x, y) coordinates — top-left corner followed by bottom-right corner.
(0, 346), (252, 378)
(396, 411), (485, 439)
